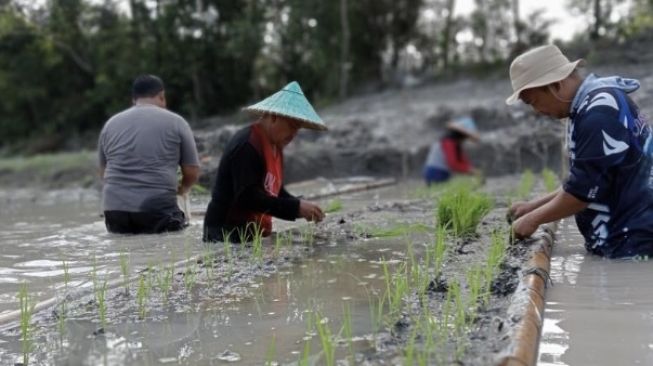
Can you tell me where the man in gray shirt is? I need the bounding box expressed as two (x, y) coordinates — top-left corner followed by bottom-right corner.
(98, 75), (200, 234)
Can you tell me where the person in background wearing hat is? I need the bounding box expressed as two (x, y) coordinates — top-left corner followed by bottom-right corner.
(203, 81), (326, 243)
(506, 44), (653, 258)
(422, 116), (480, 185)
(98, 74), (200, 234)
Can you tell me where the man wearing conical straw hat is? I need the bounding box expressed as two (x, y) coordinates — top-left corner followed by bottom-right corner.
(506, 44), (653, 258)
(203, 81), (327, 243)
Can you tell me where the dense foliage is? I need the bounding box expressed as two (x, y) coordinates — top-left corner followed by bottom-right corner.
(0, 0), (650, 153)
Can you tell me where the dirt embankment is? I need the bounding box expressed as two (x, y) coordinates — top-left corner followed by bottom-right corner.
(2, 61), (652, 190)
(195, 67), (653, 187)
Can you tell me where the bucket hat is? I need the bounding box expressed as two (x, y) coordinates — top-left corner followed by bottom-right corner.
(447, 116), (480, 141)
(244, 81), (327, 131)
(506, 44), (585, 105)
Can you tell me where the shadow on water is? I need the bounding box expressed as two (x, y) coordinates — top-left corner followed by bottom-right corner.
(539, 218), (653, 366)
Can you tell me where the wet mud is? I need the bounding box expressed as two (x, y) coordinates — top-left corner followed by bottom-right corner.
(0, 176), (549, 365)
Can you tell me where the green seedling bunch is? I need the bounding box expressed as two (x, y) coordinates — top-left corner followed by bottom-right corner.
(542, 168), (558, 193)
(324, 198), (343, 213)
(184, 261), (198, 292)
(517, 169), (535, 199)
(157, 263), (174, 302)
(437, 184), (492, 236)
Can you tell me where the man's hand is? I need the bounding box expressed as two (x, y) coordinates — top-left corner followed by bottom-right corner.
(508, 201), (535, 222)
(299, 200), (325, 223)
(511, 214), (539, 240)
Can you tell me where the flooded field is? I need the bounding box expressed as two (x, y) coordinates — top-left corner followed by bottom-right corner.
(0, 176), (541, 366)
(539, 219), (653, 366)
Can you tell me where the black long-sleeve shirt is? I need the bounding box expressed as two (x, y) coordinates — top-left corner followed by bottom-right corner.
(203, 125), (300, 242)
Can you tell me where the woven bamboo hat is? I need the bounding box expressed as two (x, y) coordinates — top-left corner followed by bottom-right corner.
(244, 81), (327, 131)
(447, 116), (480, 141)
(506, 44), (585, 105)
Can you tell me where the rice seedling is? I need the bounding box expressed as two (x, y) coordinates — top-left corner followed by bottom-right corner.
(299, 311), (314, 366)
(184, 261), (198, 292)
(382, 261), (409, 318)
(449, 280), (466, 338)
(368, 293), (385, 338)
(477, 229), (508, 305)
(517, 169), (535, 199)
(436, 184), (492, 237)
(403, 325), (419, 366)
(299, 224), (315, 247)
(157, 263), (174, 302)
(97, 279), (108, 329)
(542, 168), (558, 193)
(465, 265), (483, 314)
(251, 223), (265, 263)
(341, 301), (354, 363)
(264, 334), (277, 366)
(202, 248), (214, 281)
(314, 313), (335, 366)
(432, 224), (448, 279)
(119, 250), (130, 292)
(237, 226), (249, 246)
(136, 274), (148, 319)
(324, 198), (343, 213)
(19, 283), (34, 365)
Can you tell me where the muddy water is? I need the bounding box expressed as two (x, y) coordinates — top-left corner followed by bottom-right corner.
(538, 219), (653, 365)
(0, 182), (426, 365)
(24, 240), (414, 365)
(0, 189), (203, 316)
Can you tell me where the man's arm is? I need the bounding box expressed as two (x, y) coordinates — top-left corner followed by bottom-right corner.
(178, 165), (200, 195)
(512, 190), (588, 238)
(509, 187), (561, 220)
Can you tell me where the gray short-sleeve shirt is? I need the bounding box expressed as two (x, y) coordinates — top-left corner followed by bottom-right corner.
(98, 104), (200, 213)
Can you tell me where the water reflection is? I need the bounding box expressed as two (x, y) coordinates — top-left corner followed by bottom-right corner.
(539, 219), (653, 365)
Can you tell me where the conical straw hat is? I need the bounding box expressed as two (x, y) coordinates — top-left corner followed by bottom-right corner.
(244, 81), (327, 131)
(447, 116), (480, 141)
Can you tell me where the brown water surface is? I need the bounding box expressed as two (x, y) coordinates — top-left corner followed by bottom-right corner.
(539, 219), (653, 365)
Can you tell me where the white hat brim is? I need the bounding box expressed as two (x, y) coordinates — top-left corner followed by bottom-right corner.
(506, 59), (585, 105)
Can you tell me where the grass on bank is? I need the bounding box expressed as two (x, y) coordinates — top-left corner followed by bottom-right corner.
(0, 151), (95, 173)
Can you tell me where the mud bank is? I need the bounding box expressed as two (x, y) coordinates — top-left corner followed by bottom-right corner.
(0, 176), (553, 365)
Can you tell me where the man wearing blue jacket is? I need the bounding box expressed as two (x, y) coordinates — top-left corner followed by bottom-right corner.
(506, 44), (653, 258)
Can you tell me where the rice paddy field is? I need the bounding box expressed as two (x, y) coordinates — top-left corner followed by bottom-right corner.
(0, 172), (557, 366)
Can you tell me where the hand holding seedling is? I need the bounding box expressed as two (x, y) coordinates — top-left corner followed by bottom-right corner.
(507, 201), (535, 223)
(299, 200), (325, 223)
(511, 214), (539, 240)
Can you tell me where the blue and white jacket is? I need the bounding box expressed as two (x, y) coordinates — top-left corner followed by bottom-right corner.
(565, 74), (653, 257)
